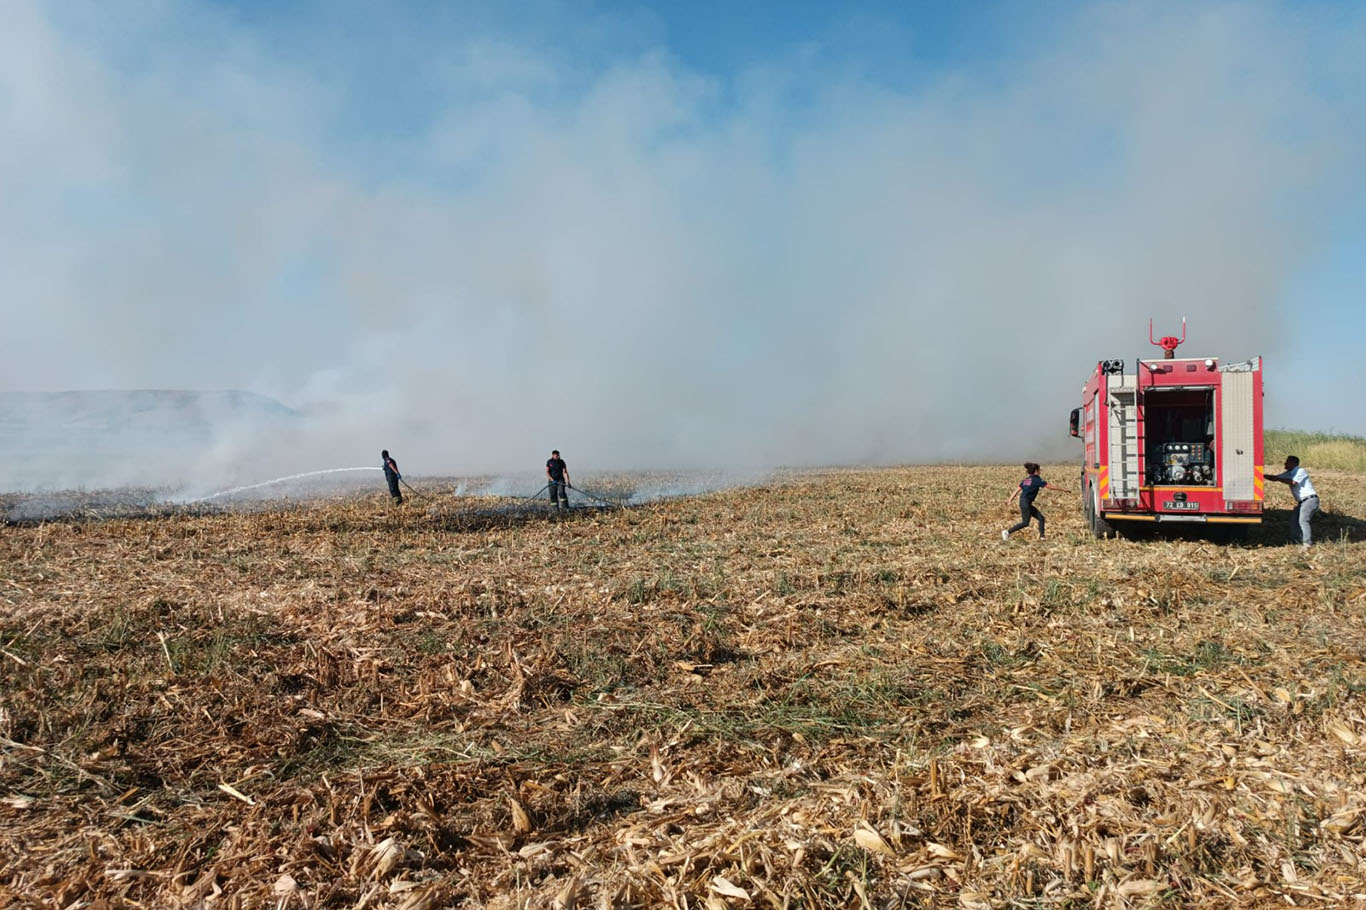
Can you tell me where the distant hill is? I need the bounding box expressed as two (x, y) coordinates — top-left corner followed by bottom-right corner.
(0, 390), (298, 491)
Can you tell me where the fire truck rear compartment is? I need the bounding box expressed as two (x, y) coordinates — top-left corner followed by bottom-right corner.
(1143, 388), (1215, 485)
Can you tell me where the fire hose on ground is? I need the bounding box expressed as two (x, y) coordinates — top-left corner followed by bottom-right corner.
(515, 481), (625, 509)
(520, 483), (550, 502)
(566, 485), (626, 508)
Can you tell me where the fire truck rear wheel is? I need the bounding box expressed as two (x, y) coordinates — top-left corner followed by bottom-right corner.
(1211, 524), (1250, 544)
(1086, 482), (1115, 539)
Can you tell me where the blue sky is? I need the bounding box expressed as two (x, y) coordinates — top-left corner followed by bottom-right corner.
(1280, 227), (1366, 432)
(3, 0), (1365, 480)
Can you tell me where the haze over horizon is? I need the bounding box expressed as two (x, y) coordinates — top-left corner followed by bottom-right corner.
(4, 0), (1366, 490)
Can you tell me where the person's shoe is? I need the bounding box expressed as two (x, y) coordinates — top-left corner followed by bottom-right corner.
(1001, 530), (1010, 541)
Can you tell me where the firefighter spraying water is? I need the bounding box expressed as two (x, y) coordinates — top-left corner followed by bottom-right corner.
(382, 450), (404, 503)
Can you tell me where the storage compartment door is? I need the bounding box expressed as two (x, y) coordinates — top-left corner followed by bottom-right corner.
(1106, 374), (1140, 499)
(1221, 370), (1255, 500)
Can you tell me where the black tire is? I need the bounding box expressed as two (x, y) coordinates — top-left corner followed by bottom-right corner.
(1214, 524), (1249, 544)
(1087, 482), (1115, 539)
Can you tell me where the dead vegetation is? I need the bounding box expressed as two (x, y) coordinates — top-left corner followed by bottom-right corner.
(3, 465), (1366, 908)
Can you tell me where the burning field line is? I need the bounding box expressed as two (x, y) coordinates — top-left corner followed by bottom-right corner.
(2, 465), (1366, 907)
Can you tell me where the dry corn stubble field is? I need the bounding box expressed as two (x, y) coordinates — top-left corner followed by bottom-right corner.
(3, 465), (1366, 909)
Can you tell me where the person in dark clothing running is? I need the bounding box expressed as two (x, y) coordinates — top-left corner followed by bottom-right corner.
(381, 450), (403, 504)
(546, 450), (570, 509)
(1002, 462), (1070, 540)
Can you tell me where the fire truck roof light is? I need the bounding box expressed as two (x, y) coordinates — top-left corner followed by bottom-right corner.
(1204, 359), (1214, 368)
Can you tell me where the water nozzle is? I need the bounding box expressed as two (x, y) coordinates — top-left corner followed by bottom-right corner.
(1150, 317), (1187, 359)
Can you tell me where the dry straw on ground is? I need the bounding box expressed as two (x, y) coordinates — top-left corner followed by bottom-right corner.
(3, 465), (1366, 908)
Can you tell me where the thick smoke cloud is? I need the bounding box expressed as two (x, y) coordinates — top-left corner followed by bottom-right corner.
(3, 1), (1364, 490)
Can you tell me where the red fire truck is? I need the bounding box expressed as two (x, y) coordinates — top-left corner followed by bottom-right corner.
(1068, 322), (1264, 537)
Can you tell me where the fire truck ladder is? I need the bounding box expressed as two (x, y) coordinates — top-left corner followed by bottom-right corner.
(1106, 377), (1141, 500)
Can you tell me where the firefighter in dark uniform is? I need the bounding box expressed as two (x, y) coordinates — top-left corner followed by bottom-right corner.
(1002, 462), (1070, 540)
(546, 450), (570, 509)
(382, 450), (403, 504)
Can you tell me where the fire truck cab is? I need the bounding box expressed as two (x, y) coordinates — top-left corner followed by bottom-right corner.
(1068, 323), (1264, 538)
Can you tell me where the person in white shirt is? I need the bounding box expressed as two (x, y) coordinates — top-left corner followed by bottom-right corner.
(1265, 455), (1319, 547)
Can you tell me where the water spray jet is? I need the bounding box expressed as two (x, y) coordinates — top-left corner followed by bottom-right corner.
(183, 467), (381, 503)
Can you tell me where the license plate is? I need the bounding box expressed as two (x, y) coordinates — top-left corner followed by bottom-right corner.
(1163, 500), (1200, 511)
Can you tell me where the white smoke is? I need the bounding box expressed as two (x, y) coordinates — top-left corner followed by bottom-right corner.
(2, 0), (1365, 492)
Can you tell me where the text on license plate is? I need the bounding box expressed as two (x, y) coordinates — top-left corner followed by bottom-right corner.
(1163, 500), (1200, 511)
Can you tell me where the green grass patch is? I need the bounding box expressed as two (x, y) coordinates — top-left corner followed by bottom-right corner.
(1141, 640), (1244, 677)
(1264, 429), (1366, 473)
